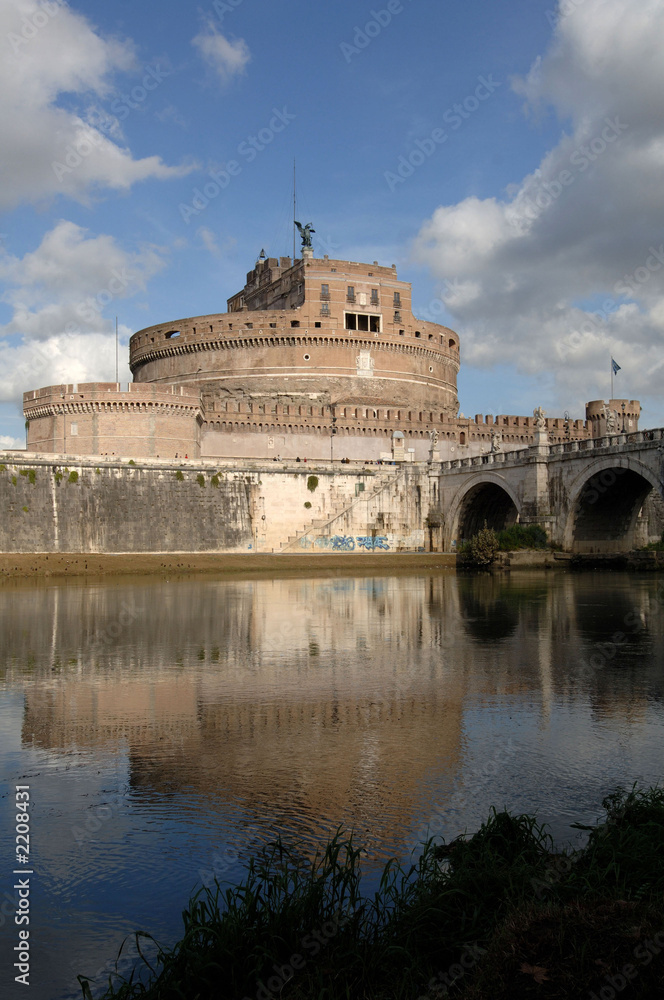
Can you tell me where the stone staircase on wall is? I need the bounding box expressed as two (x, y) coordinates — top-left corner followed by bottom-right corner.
(280, 468), (406, 552)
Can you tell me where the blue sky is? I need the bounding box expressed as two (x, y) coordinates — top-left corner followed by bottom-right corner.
(1, 0), (663, 447)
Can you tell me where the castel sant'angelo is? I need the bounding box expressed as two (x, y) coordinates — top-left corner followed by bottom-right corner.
(23, 231), (640, 461)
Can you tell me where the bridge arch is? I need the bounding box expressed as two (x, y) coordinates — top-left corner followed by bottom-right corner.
(563, 457), (662, 553)
(446, 474), (520, 548)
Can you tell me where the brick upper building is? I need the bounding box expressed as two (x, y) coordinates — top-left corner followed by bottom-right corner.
(23, 249), (640, 460)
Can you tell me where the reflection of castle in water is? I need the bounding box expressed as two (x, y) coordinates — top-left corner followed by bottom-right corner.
(11, 574), (664, 834)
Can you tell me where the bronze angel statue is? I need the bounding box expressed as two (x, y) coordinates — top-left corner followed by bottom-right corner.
(295, 221), (315, 249)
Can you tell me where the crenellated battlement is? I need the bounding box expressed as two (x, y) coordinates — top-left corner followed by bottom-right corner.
(21, 250), (640, 463)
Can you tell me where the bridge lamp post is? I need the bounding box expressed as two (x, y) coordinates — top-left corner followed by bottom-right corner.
(621, 402), (626, 433)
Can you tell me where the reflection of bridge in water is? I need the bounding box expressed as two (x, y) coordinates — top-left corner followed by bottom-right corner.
(435, 428), (664, 553)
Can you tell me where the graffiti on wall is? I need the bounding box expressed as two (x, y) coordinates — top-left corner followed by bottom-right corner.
(299, 534), (390, 551)
(356, 536), (389, 550)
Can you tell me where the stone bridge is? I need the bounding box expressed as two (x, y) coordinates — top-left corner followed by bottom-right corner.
(433, 428), (664, 554)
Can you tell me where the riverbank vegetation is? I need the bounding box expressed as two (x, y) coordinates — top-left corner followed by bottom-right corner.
(640, 530), (664, 552)
(459, 523), (549, 566)
(80, 785), (664, 1000)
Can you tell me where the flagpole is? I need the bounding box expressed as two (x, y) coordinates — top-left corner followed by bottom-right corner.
(610, 354), (614, 400)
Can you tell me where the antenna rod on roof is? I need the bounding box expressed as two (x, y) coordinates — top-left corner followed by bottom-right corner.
(115, 316), (119, 383)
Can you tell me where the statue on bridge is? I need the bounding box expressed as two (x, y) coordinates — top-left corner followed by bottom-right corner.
(533, 406), (547, 430)
(604, 403), (618, 434)
(490, 430), (503, 453)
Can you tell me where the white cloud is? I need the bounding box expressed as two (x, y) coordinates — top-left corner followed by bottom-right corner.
(0, 434), (24, 451)
(0, 326), (132, 403)
(0, 220), (167, 341)
(156, 104), (188, 129)
(413, 0), (664, 421)
(2, 330), (133, 403)
(192, 25), (250, 83)
(197, 226), (221, 257)
(0, 0), (193, 209)
(0, 221), (164, 402)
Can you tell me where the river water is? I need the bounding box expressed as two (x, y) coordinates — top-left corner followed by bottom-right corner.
(1, 569), (663, 999)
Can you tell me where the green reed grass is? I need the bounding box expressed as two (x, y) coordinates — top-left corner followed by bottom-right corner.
(80, 786), (664, 1000)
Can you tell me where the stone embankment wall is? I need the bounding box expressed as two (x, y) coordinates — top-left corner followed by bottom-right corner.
(0, 456), (432, 555)
(0, 457), (252, 554)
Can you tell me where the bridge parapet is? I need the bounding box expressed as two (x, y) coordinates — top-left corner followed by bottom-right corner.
(440, 447), (531, 472)
(436, 427), (664, 554)
(552, 428), (663, 458)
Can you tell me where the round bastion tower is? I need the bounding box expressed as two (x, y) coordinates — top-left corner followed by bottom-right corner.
(128, 253), (461, 461)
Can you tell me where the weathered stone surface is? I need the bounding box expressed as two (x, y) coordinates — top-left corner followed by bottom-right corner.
(0, 460), (251, 553)
(2, 428), (662, 556)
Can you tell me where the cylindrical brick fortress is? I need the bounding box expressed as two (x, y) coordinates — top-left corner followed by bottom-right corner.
(22, 254), (630, 462)
(129, 312), (460, 414)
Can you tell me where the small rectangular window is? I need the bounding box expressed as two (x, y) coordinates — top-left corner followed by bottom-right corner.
(345, 312), (357, 330)
(347, 286), (355, 301)
(320, 284), (329, 299)
(393, 291), (401, 307)
(358, 314), (369, 331)
(394, 311), (401, 322)
(320, 302), (330, 315)
(371, 288), (379, 305)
